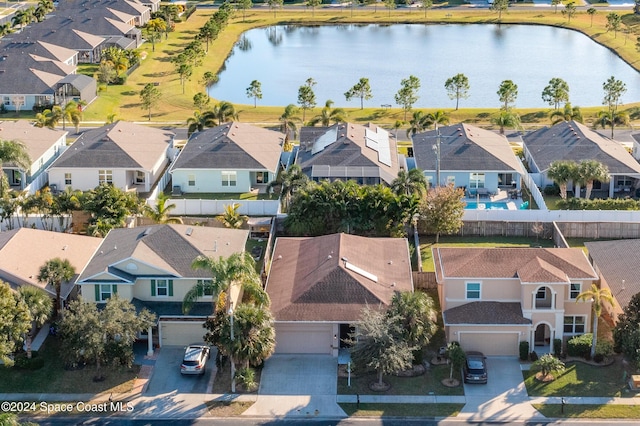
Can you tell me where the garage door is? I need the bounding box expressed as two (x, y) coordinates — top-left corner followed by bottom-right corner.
(460, 333), (519, 356)
(160, 321), (207, 347)
(275, 323), (333, 355)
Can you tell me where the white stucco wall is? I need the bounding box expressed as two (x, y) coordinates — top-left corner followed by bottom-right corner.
(171, 169), (253, 193)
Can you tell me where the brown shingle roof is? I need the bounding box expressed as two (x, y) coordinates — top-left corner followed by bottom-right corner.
(433, 248), (597, 281)
(443, 302), (532, 325)
(266, 233), (413, 322)
(0, 121), (66, 166)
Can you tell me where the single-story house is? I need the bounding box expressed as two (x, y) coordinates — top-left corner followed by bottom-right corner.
(412, 123), (524, 192)
(47, 121), (175, 193)
(170, 122), (285, 194)
(523, 120), (640, 198)
(584, 239), (640, 323)
(0, 120), (67, 192)
(265, 233), (413, 356)
(433, 247), (598, 356)
(0, 228), (102, 302)
(297, 122), (404, 185)
(76, 224), (249, 348)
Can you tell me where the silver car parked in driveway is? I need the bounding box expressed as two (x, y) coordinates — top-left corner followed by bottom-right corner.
(180, 345), (210, 375)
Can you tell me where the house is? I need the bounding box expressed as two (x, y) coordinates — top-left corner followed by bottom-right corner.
(9, 27), (106, 63)
(265, 233), (413, 356)
(0, 40), (79, 112)
(170, 122), (285, 194)
(57, 0), (153, 27)
(412, 123), (524, 193)
(47, 121), (175, 193)
(0, 228), (102, 302)
(76, 224), (250, 347)
(0, 120), (68, 192)
(433, 247), (598, 356)
(523, 120), (640, 198)
(297, 123), (404, 185)
(584, 239), (640, 322)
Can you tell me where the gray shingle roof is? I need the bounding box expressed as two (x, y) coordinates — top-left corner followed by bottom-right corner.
(523, 121), (640, 174)
(443, 302), (531, 325)
(585, 239), (640, 311)
(412, 123), (523, 173)
(78, 224), (249, 282)
(171, 122), (284, 172)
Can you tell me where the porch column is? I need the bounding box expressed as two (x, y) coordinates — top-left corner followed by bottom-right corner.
(551, 291), (556, 310)
(147, 325), (154, 356)
(609, 180), (615, 198)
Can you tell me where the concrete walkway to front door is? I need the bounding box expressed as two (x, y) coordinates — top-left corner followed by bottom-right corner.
(242, 354), (347, 418)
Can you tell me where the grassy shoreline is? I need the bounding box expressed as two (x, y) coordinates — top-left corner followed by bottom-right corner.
(63, 8), (640, 126)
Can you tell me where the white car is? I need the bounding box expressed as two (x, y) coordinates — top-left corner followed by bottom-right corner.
(180, 345), (210, 375)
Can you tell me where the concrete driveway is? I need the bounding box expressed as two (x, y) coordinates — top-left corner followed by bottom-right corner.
(242, 354), (347, 418)
(459, 357), (544, 421)
(145, 345), (215, 396)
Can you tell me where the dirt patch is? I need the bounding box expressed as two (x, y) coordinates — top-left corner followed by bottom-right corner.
(441, 378), (460, 387)
(369, 381), (391, 392)
(394, 364), (426, 377)
(535, 372), (556, 382)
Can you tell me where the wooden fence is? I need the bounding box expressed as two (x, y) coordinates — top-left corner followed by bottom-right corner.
(413, 271), (437, 290)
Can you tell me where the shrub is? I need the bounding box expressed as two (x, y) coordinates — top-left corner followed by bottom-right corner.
(531, 353), (565, 379)
(556, 197), (640, 211)
(529, 351), (539, 362)
(553, 338), (562, 357)
(235, 367), (257, 392)
(519, 341), (529, 361)
(544, 184), (560, 196)
(14, 352), (45, 370)
(567, 334), (592, 358)
(595, 341), (613, 360)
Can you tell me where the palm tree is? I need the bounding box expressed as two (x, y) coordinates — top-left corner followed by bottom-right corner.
(308, 100), (346, 126)
(212, 101), (239, 125)
(216, 203), (247, 229)
(547, 160), (578, 200)
(577, 160), (609, 200)
(491, 110), (521, 135)
(406, 110), (426, 138)
(18, 286), (52, 359)
(550, 103), (583, 125)
(0, 139), (31, 196)
(37, 258), (75, 319)
(143, 192), (182, 224)
(596, 109), (629, 139)
(391, 168), (427, 197)
(146, 18), (167, 52)
(61, 100), (84, 132)
(0, 22), (13, 37)
(280, 104), (301, 140)
(34, 110), (55, 129)
(186, 110), (216, 136)
(576, 284), (615, 359)
(422, 110), (450, 129)
(387, 291), (437, 362)
(266, 164), (309, 211)
(183, 252), (267, 315)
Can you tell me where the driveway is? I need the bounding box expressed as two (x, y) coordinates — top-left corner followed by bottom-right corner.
(242, 354), (347, 418)
(145, 345), (215, 396)
(459, 357), (544, 421)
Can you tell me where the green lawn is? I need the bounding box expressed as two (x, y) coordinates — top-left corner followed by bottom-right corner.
(0, 337), (139, 394)
(339, 402), (464, 417)
(523, 360), (633, 397)
(533, 404), (640, 419)
(337, 364), (464, 396)
(420, 236), (555, 272)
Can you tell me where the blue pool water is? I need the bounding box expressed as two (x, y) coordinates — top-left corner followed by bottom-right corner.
(465, 202), (509, 210)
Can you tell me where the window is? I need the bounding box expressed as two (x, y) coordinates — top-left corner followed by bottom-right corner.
(222, 171), (237, 187)
(188, 174), (196, 186)
(446, 176), (455, 186)
(64, 173), (72, 185)
(469, 172), (485, 189)
(536, 288), (547, 299)
(498, 173), (514, 186)
(151, 279), (173, 297)
(256, 172), (268, 184)
(98, 169), (113, 184)
(136, 171), (145, 184)
(197, 279), (214, 296)
(466, 282), (481, 299)
(570, 283), (581, 299)
(3, 97), (9, 106)
(425, 176), (433, 189)
(99, 284), (112, 301)
(564, 316), (585, 334)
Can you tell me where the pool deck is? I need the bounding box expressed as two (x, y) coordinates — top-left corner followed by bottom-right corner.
(465, 189), (524, 210)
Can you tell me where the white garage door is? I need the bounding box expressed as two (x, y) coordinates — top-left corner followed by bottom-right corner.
(275, 323), (333, 355)
(160, 321), (207, 347)
(460, 333), (519, 356)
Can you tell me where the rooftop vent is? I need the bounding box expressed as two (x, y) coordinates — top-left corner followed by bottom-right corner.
(185, 227), (193, 236)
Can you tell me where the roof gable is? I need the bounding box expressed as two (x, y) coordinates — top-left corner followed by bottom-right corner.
(0, 121), (66, 165)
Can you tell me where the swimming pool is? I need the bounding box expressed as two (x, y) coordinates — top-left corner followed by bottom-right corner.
(465, 202), (511, 210)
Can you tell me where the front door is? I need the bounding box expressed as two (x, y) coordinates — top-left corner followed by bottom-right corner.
(339, 323), (354, 348)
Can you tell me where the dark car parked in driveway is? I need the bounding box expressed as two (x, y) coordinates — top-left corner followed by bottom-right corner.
(463, 351), (487, 384)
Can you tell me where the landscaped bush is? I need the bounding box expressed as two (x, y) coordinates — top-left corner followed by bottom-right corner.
(14, 352), (45, 370)
(556, 198), (640, 211)
(235, 367), (257, 392)
(595, 340), (613, 363)
(519, 341), (529, 361)
(529, 351), (539, 362)
(543, 184), (560, 196)
(553, 338), (562, 357)
(567, 334), (593, 358)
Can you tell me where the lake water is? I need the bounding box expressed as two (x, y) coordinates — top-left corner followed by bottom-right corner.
(208, 24), (640, 109)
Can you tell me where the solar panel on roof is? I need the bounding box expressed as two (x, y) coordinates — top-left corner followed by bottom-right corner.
(311, 127), (338, 154)
(365, 127), (392, 167)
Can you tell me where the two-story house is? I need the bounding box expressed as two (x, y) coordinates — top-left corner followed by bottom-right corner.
(433, 247), (598, 356)
(76, 224), (249, 349)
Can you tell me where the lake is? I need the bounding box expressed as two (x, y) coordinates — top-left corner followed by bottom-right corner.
(208, 24), (640, 109)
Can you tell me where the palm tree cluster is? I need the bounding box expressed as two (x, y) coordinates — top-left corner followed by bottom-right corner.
(34, 100), (85, 133)
(308, 100), (346, 127)
(547, 159), (609, 200)
(187, 101), (239, 136)
(406, 110), (450, 138)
